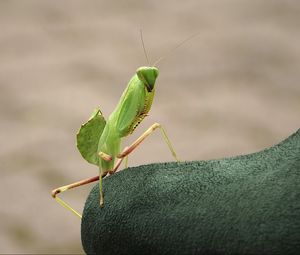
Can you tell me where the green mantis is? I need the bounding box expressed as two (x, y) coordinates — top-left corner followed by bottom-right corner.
(51, 32), (199, 218)
(51, 56), (181, 218)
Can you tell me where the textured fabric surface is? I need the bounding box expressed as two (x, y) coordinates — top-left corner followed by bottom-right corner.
(81, 130), (300, 255)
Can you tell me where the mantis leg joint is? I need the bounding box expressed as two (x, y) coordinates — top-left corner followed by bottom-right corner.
(51, 188), (59, 198)
(99, 151), (113, 161)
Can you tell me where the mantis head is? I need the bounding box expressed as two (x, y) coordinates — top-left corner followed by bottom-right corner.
(136, 66), (159, 92)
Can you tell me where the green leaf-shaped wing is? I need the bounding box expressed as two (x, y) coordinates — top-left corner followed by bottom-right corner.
(76, 108), (106, 165)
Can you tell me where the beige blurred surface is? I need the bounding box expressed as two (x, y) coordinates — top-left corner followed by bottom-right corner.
(0, 0), (299, 253)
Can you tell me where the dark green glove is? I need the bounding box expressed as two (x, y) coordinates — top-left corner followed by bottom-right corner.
(81, 130), (300, 255)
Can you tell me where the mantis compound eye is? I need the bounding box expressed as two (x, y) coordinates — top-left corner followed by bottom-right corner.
(136, 66), (159, 92)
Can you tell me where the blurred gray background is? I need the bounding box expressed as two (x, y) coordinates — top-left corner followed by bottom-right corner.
(0, 0), (299, 253)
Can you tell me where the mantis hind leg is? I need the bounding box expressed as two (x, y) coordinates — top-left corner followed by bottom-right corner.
(51, 175), (101, 219)
(117, 122), (180, 162)
(52, 154), (125, 218)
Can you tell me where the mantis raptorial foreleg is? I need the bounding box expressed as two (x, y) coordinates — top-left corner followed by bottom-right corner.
(99, 151), (113, 161)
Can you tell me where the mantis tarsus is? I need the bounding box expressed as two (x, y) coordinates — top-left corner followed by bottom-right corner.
(52, 32), (198, 219)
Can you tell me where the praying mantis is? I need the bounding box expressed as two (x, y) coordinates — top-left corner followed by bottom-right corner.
(52, 32), (197, 219)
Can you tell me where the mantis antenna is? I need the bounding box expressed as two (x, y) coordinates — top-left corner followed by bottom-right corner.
(153, 32), (200, 66)
(140, 29), (150, 66)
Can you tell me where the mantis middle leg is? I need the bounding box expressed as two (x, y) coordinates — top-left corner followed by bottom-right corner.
(112, 122), (179, 173)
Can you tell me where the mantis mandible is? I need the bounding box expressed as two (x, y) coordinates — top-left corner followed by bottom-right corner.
(52, 32), (197, 219)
